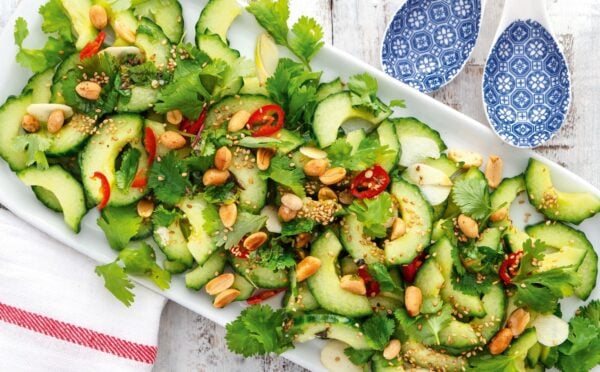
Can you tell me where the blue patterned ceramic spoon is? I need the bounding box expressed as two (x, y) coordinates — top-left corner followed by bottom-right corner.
(381, 0), (483, 93)
(482, 0), (571, 148)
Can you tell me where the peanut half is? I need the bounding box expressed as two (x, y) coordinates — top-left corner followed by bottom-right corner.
(340, 275), (366, 296)
(489, 207), (508, 222)
(507, 308), (530, 337)
(405, 286), (423, 317)
(22, 114), (40, 133)
(76, 81), (102, 101)
(205, 273), (235, 296)
(485, 155), (504, 188)
(89, 5), (108, 30)
(489, 328), (513, 355)
(256, 148), (275, 171)
(219, 203), (237, 228)
(203, 169), (230, 186)
(243, 232), (268, 251)
(213, 288), (241, 308)
(47, 109), (65, 134)
(114, 20), (136, 44)
(318, 187), (338, 202)
(382, 339), (401, 360)
(390, 218), (407, 240)
(281, 193), (303, 211)
(160, 131), (187, 150)
(137, 199), (154, 218)
(214, 146), (233, 171)
(227, 110), (251, 132)
(166, 109), (183, 125)
(457, 214), (479, 239)
(296, 256), (322, 282)
(319, 167), (347, 185)
(303, 159), (329, 177)
(278, 205), (297, 222)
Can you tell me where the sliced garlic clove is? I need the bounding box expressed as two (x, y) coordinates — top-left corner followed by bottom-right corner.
(261, 205), (282, 233)
(534, 314), (569, 347)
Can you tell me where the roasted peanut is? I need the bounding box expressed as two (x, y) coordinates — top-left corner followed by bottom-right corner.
(22, 114), (40, 133)
(489, 207), (508, 222)
(243, 232), (268, 251)
(215, 146), (233, 171)
(281, 193), (303, 211)
(458, 214), (479, 239)
(448, 149), (483, 169)
(205, 273), (235, 296)
(278, 205), (297, 222)
(203, 169), (230, 186)
(405, 286), (423, 317)
(46, 109), (65, 134)
(303, 158), (329, 177)
(166, 109), (183, 125)
(76, 81), (102, 101)
(390, 218), (407, 240)
(89, 5), (108, 30)
(213, 288), (241, 308)
(299, 146), (327, 159)
(320, 167), (347, 185)
(485, 155), (504, 188)
(114, 20), (136, 44)
(295, 232), (312, 249)
(227, 110), (251, 132)
(489, 328), (513, 355)
(136, 199), (154, 218)
(340, 275), (367, 295)
(318, 187), (338, 202)
(160, 131), (187, 150)
(507, 308), (530, 337)
(296, 256), (322, 282)
(383, 339), (401, 360)
(256, 148), (275, 171)
(219, 203), (237, 228)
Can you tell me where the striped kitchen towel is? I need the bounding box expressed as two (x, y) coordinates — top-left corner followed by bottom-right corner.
(0, 209), (167, 372)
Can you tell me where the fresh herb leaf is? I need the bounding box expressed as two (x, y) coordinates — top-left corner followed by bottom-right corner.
(148, 152), (191, 205)
(151, 205), (180, 227)
(225, 304), (293, 357)
(118, 243), (170, 290)
(202, 203), (223, 236)
(39, 0), (74, 42)
(260, 154), (306, 197)
(115, 148), (141, 190)
(247, 0), (290, 45)
(347, 73), (390, 115)
(13, 134), (52, 169)
(395, 305), (452, 346)
(467, 354), (521, 371)
(126, 61), (161, 85)
(289, 16), (325, 65)
(250, 241), (296, 272)
(216, 212), (267, 250)
(362, 312), (395, 350)
(155, 69), (208, 120)
(390, 99), (406, 108)
(95, 261), (135, 307)
(203, 182), (238, 204)
(452, 179), (492, 220)
(368, 263), (398, 292)
(97, 205), (143, 250)
(281, 218), (317, 237)
(452, 270), (493, 296)
(558, 300), (600, 372)
(344, 348), (375, 365)
(237, 136), (285, 149)
(327, 137), (395, 171)
(348, 192), (394, 238)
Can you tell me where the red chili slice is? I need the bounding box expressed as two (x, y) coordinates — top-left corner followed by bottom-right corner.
(358, 266), (381, 297)
(80, 32), (106, 60)
(246, 288), (286, 305)
(230, 243), (250, 259)
(91, 171), (110, 210)
(401, 251), (427, 283)
(248, 104), (285, 137)
(499, 251), (524, 285)
(144, 127), (157, 166)
(350, 165), (391, 199)
(180, 105), (208, 135)
(131, 172), (147, 189)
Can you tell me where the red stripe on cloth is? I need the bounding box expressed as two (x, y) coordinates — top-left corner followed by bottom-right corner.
(0, 302), (157, 364)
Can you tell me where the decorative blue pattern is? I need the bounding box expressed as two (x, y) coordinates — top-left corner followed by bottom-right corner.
(483, 20), (571, 148)
(381, 0), (482, 93)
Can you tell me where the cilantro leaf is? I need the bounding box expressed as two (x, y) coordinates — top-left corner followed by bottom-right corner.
(202, 202), (223, 236)
(250, 241), (296, 272)
(97, 205), (143, 251)
(368, 263), (398, 292)
(395, 305), (452, 346)
(452, 270), (493, 296)
(280, 218), (317, 237)
(13, 135), (52, 169)
(362, 312), (395, 350)
(118, 243), (171, 290)
(558, 300), (600, 372)
(344, 348), (375, 365)
(347, 73), (390, 115)
(155, 70), (208, 120)
(115, 148), (141, 190)
(348, 192), (394, 238)
(95, 262), (135, 307)
(327, 137), (396, 171)
(247, 0), (290, 45)
(203, 182), (238, 204)
(467, 354), (521, 372)
(126, 61), (161, 85)
(39, 0), (74, 42)
(148, 152), (191, 205)
(289, 16), (324, 65)
(225, 304), (293, 357)
(151, 205), (181, 227)
(260, 154), (306, 197)
(452, 179), (492, 220)
(216, 212), (267, 250)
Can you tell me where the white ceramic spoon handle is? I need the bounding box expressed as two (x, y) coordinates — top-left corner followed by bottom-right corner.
(497, 0), (551, 34)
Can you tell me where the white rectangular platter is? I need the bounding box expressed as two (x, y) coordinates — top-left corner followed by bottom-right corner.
(0, 1), (598, 371)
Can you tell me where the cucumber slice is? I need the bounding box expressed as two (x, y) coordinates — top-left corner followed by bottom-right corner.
(276, 129), (304, 154)
(163, 259), (189, 274)
(185, 251), (227, 290)
(195, 0), (242, 42)
(229, 147), (267, 213)
(346, 128), (366, 153)
(196, 33), (240, 64)
(23, 69), (54, 104)
(60, 0), (98, 49)
(375, 120), (400, 172)
(80, 114), (148, 206)
(117, 86), (158, 113)
(385, 179), (433, 265)
(421, 155), (460, 178)
(469, 284), (506, 342)
(109, 10), (138, 46)
(313, 92), (391, 148)
(44, 114), (93, 157)
(132, 217), (152, 240)
(316, 78), (345, 102)
(340, 213), (385, 265)
(32, 186), (63, 212)
(491, 174), (526, 212)
(438, 320), (479, 352)
(371, 353), (403, 372)
(232, 274), (254, 301)
(178, 197), (218, 266)
(230, 256), (288, 289)
(402, 340), (466, 372)
(392, 117), (446, 167)
(133, 0), (183, 43)
(205, 94), (272, 127)
(153, 220), (194, 267)
(283, 281), (319, 314)
(414, 259), (444, 314)
(460, 227), (502, 273)
(525, 158), (600, 224)
(507, 329), (538, 369)
(291, 314), (370, 349)
(307, 230), (372, 317)
(320, 340), (364, 372)
(136, 17), (172, 67)
(526, 222), (598, 300)
(18, 166), (86, 233)
(51, 54), (80, 104)
(0, 94), (34, 171)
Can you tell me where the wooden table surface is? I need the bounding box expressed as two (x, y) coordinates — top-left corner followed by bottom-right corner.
(1, 0), (599, 371)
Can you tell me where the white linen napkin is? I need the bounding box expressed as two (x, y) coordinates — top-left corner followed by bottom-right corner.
(0, 209), (167, 372)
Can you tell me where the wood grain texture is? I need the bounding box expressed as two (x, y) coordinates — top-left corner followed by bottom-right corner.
(0, 0), (599, 371)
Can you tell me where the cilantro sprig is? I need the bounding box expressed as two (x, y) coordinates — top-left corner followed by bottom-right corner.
(452, 178), (492, 220)
(327, 136), (396, 172)
(558, 300), (600, 372)
(348, 192), (394, 238)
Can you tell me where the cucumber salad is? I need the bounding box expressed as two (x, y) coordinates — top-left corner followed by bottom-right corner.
(2, 0), (600, 370)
